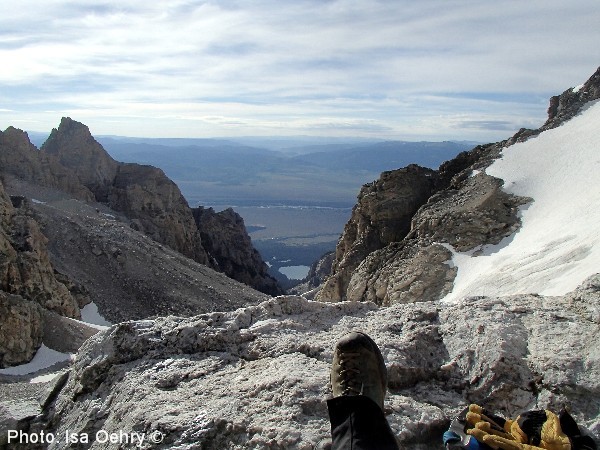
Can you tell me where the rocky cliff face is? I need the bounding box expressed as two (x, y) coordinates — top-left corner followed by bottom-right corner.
(316, 66), (600, 306)
(39, 118), (210, 265)
(19, 276), (600, 449)
(192, 207), (283, 296)
(42, 117), (119, 201)
(0, 293), (43, 369)
(0, 180), (83, 368)
(0, 186), (79, 319)
(108, 163), (209, 264)
(0, 127), (93, 202)
(315, 164), (454, 303)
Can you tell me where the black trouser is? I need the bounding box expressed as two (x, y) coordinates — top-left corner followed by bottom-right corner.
(327, 395), (400, 450)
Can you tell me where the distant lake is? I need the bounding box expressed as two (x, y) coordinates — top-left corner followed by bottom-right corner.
(279, 265), (311, 280)
(202, 204), (350, 285)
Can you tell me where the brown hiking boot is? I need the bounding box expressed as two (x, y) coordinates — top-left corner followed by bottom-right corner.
(330, 331), (387, 410)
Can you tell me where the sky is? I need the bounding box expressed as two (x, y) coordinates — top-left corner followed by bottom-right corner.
(1, 0), (600, 141)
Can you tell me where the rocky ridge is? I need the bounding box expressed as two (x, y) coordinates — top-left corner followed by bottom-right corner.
(316, 66), (600, 306)
(41, 117), (209, 266)
(0, 118), (280, 294)
(0, 118), (277, 368)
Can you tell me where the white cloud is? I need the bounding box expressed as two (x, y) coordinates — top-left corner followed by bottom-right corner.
(1, 0), (600, 138)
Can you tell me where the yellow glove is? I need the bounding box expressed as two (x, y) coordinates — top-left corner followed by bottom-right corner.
(538, 410), (571, 450)
(481, 434), (544, 450)
(466, 404), (514, 442)
(466, 407), (571, 450)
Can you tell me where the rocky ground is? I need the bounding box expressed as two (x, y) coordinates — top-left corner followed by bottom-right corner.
(3, 176), (268, 324)
(1, 275), (596, 449)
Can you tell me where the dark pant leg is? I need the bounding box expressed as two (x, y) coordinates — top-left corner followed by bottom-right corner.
(327, 395), (400, 450)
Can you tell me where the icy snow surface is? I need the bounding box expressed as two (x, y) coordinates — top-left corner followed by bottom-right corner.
(0, 345), (72, 376)
(80, 302), (112, 328)
(442, 100), (600, 303)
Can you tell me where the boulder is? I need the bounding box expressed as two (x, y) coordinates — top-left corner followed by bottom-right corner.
(0, 293), (43, 368)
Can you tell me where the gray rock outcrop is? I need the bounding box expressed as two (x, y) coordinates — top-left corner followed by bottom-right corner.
(317, 165), (439, 302)
(192, 207), (283, 296)
(24, 275), (600, 449)
(0, 184), (80, 319)
(0, 127), (93, 202)
(0, 180), (83, 367)
(108, 163), (208, 265)
(0, 293), (43, 369)
(42, 117), (119, 201)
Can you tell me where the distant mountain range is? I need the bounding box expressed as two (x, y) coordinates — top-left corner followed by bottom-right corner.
(26, 134), (473, 207)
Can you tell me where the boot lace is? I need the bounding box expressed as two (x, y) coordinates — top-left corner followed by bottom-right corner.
(337, 351), (363, 395)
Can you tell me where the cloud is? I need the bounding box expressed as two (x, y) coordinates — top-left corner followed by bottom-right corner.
(1, 0), (600, 139)
(453, 120), (518, 131)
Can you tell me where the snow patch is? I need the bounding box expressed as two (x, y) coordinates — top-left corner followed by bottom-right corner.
(442, 100), (600, 303)
(29, 371), (64, 383)
(573, 83), (585, 93)
(80, 302), (112, 327)
(0, 345), (72, 376)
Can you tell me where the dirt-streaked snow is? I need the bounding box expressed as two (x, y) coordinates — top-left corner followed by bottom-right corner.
(442, 100), (600, 303)
(0, 345), (72, 376)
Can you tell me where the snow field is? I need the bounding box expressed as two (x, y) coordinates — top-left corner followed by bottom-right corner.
(442, 100), (600, 302)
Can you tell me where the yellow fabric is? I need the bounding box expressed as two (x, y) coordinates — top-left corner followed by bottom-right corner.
(464, 405), (571, 450)
(539, 410), (571, 450)
(510, 418), (529, 444)
(483, 434), (544, 450)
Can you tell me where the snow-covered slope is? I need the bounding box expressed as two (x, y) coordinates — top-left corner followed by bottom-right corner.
(443, 100), (600, 302)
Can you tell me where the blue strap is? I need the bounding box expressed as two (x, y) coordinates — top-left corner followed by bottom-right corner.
(443, 431), (494, 449)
